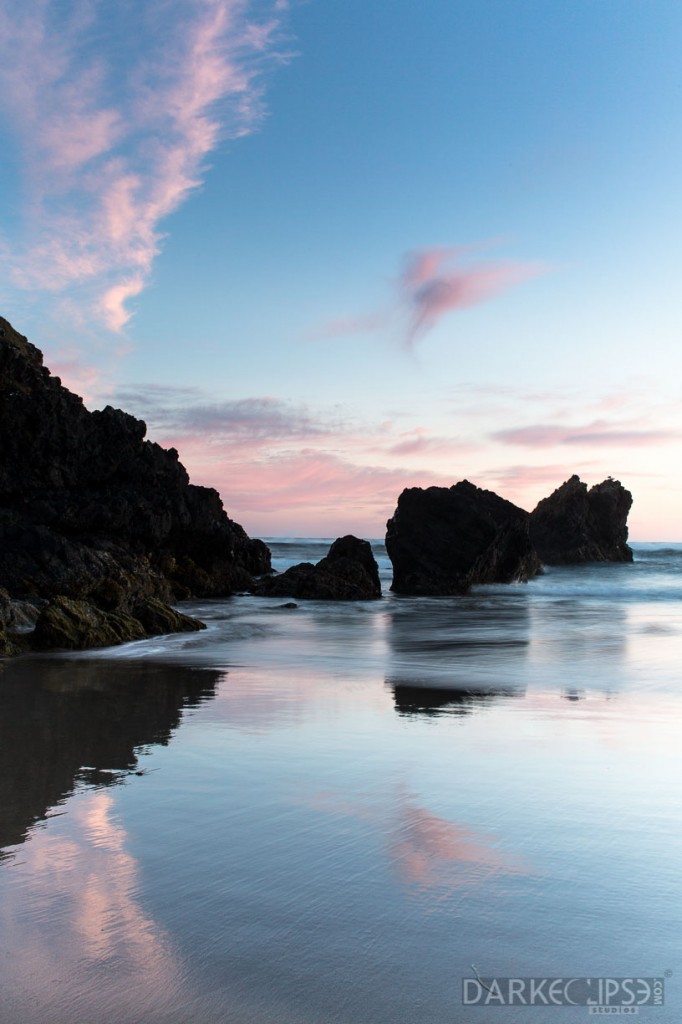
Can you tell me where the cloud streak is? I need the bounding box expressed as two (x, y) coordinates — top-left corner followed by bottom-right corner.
(493, 420), (678, 448)
(0, 0), (291, 330)
(112, 386), (338, 442)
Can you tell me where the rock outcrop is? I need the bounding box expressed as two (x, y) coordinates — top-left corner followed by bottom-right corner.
(254, 535), (381, 600)
(385, 475), (634, 594)
(529, 475), (633, 564)
(386, 481), (541, 595)
(30, 595), (205, 652)
(0, 315), (271, 650)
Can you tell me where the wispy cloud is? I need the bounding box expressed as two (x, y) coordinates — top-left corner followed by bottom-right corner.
(401, 247), (542, 347)
(492, 420), (678, 448)
(386, 427), (479, 458)
(0, 0), (292, 331)
(310, 244), (545, 348)
(112, 386), (338, 443)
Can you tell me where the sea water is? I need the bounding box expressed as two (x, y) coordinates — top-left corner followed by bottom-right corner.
(0, 542), (680, 1023)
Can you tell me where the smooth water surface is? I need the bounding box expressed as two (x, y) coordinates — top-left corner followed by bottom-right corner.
(0, 543), (680, 1023)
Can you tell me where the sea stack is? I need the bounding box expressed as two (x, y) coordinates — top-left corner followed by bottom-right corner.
(385, 481), (541, 595)
(529, 475), (633, 564)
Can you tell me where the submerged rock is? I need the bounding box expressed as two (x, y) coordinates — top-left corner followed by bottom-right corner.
(530, 475), (633, 564)
(385, 481), (541, 595)
(0, 314), (271, 651)
(255, 535), (382, 600)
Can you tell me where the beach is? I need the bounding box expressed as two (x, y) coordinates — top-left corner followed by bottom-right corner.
(0, 541), (680, 1023)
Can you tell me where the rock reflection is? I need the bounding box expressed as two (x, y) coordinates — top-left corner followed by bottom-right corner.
(0, 656), (221, 857)
(386, 592), (530, 698)
(390, 682), (521, 717)
(529, 596), (628, 663)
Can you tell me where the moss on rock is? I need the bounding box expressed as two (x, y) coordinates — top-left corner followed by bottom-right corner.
(132, 597), (206, 637)
(31, 596), (147, 650)
(29, 594), (206, 652)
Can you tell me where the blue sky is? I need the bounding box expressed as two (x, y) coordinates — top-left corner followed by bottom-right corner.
(1, 0), (680, 538)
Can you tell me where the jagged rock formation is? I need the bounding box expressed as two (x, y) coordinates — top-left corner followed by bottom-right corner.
(386, 481), (541, 595)
(0, 315), (271, 650)
(530, 475), (633, 564)
(254, 535), (381, 600)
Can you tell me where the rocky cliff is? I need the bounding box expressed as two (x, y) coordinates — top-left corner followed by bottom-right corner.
(0, 315), (271, 648)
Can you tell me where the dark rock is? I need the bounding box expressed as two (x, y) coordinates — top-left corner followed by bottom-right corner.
(131, 597), (206, 637)
(30, 594), (205, 652)
(31, 596), (148, 650)
(385, 480), (541, 595)
(0, 588), (41, 632)
(530, 475), (633, 564)
(254, 535), (382, 600)
(318, 535), (382, 596)
(0, 315), (272, 641)
(0, 627), (22, 657)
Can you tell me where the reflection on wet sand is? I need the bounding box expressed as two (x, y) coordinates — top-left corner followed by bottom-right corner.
(389, 790), (529, 896)
(385, 593), (530, 701)
(528, 598), (628, 675)
(389, 682), (522, 716)
(0, 787), (189, 1024)
(307, 785), (529, 903)
(0, 657), (221, 857)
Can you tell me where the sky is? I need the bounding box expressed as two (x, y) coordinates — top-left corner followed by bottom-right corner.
(0, 0), (680, 540)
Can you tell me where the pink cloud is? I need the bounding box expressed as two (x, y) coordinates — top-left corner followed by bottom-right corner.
(211, 450), (428, 512)
(100, 277), (146, 333)
(386, 427), (479, 458)
(402, 247), (544, 347)
(309, 245), (545, 348)
(493, 420), (677, 448)
(48, 357), (108, 406)
(402, 246), (468, 288)
(155, 443), (447, 535)
(475, 464), (597, 511)
(0, 0), (292, 331)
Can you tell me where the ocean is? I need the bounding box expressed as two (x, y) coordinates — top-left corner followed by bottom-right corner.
(0, 541), (680, 1023)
